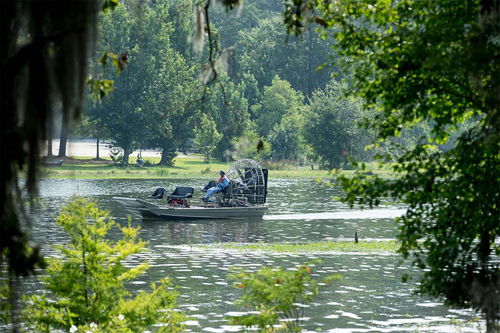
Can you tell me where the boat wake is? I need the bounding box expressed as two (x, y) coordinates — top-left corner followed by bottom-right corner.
(263, 209), (406, 221)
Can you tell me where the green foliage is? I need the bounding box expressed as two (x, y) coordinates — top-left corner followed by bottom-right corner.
(22, 197), (185, 332)
(0, 276), (10, 325)
(232, 129), (272, 161)
(202, 76), (252, 160)
(83, 0), (341, 167)
(86, 1), (198, 166)
(304, 80), (370, 169)
(155, 167), (169, 177)
(375, 121), (433, 162)
(268, 113), (306, 162)
(86, 77), (115, 104)
(209, 1), (277, 50)
(235, 15), (337, 97)
(227, 261), (341, 332)
(193, 113), (223, 163)
(251, 75), (304, 138)
(285, 0), (500, 329)
(237, 72), (261, 108)
(142, 1), (199, 166)
(87, 50), (127, 104)
(201, 166), (211, 174)
(101, 0), (118, 13)
(199, 240), (401, 254)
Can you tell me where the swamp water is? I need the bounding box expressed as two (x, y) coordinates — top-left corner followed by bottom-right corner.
(22, 178), (483, 332)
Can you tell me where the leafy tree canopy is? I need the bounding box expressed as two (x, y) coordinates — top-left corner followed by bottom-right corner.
(237, 15), (336, 96)
(202, 75), (251, 160)
(284, 0), (500, 329)
(303, 79), (370, 169)
(193, 113), (223, 163)
(232, 129), (272, 161)
(86, 1), (197, 165)
(268, 112), (306, 162)
(251, 75), (304, 138)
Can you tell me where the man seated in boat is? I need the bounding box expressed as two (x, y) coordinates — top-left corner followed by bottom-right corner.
(201, 170), (229, 202)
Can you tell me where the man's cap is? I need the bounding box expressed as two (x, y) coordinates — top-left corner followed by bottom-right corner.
(220, 170), (225, 175)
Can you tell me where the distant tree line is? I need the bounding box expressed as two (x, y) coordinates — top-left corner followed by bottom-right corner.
(70, 0), (443, 169)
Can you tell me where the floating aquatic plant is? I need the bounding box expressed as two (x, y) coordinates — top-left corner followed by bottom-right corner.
(199, 240), (400, 254)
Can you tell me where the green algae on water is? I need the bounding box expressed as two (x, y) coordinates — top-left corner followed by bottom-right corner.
(198, 240), (400, 254)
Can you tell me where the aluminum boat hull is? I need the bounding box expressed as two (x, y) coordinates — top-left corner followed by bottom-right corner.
(113, 197), (267, 220)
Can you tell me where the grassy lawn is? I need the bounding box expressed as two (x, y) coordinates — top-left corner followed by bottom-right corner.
(39, 155), (395, 179)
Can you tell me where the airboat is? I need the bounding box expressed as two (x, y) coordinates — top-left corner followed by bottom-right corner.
(113, 159), (268, 220)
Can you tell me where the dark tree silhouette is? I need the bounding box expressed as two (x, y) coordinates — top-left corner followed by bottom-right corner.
(1, 1), (99, 329)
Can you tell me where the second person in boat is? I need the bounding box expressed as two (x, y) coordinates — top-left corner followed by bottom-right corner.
(201, 170), (229, 202)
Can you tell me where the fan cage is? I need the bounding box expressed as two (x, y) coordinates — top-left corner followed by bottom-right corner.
(222, 159), (267, 206)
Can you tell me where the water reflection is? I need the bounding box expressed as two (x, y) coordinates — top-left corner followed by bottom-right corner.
(139, 219), (268, 245)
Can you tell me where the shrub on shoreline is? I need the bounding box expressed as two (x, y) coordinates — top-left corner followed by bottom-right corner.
(22, 197), (185, 332)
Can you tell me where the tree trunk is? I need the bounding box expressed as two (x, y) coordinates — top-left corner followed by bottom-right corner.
(123, 146), (129, 166)
(47, 140), (53, 157)
(96, 132), (100, 159)
(159, 140), (175, 166)
(479, 229), (491, 264)
(46, 119), (53, 157)
(58, 109), (70, 157)
(159, 141), (168, 165)
(47, 127), (53, 157)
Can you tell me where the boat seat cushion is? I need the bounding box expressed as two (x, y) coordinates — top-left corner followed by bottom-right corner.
(167, 186), (194, 199)
(168, 194), (192, 199)
(148, 187), (165, 199)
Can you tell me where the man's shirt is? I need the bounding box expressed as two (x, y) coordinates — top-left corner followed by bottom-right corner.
(218, 175), (229, 189)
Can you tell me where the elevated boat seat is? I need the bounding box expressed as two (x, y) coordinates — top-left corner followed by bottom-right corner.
(148, 187), (165, 199)
(168, 186), (194, 199)
(167, 186), (194, 207)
